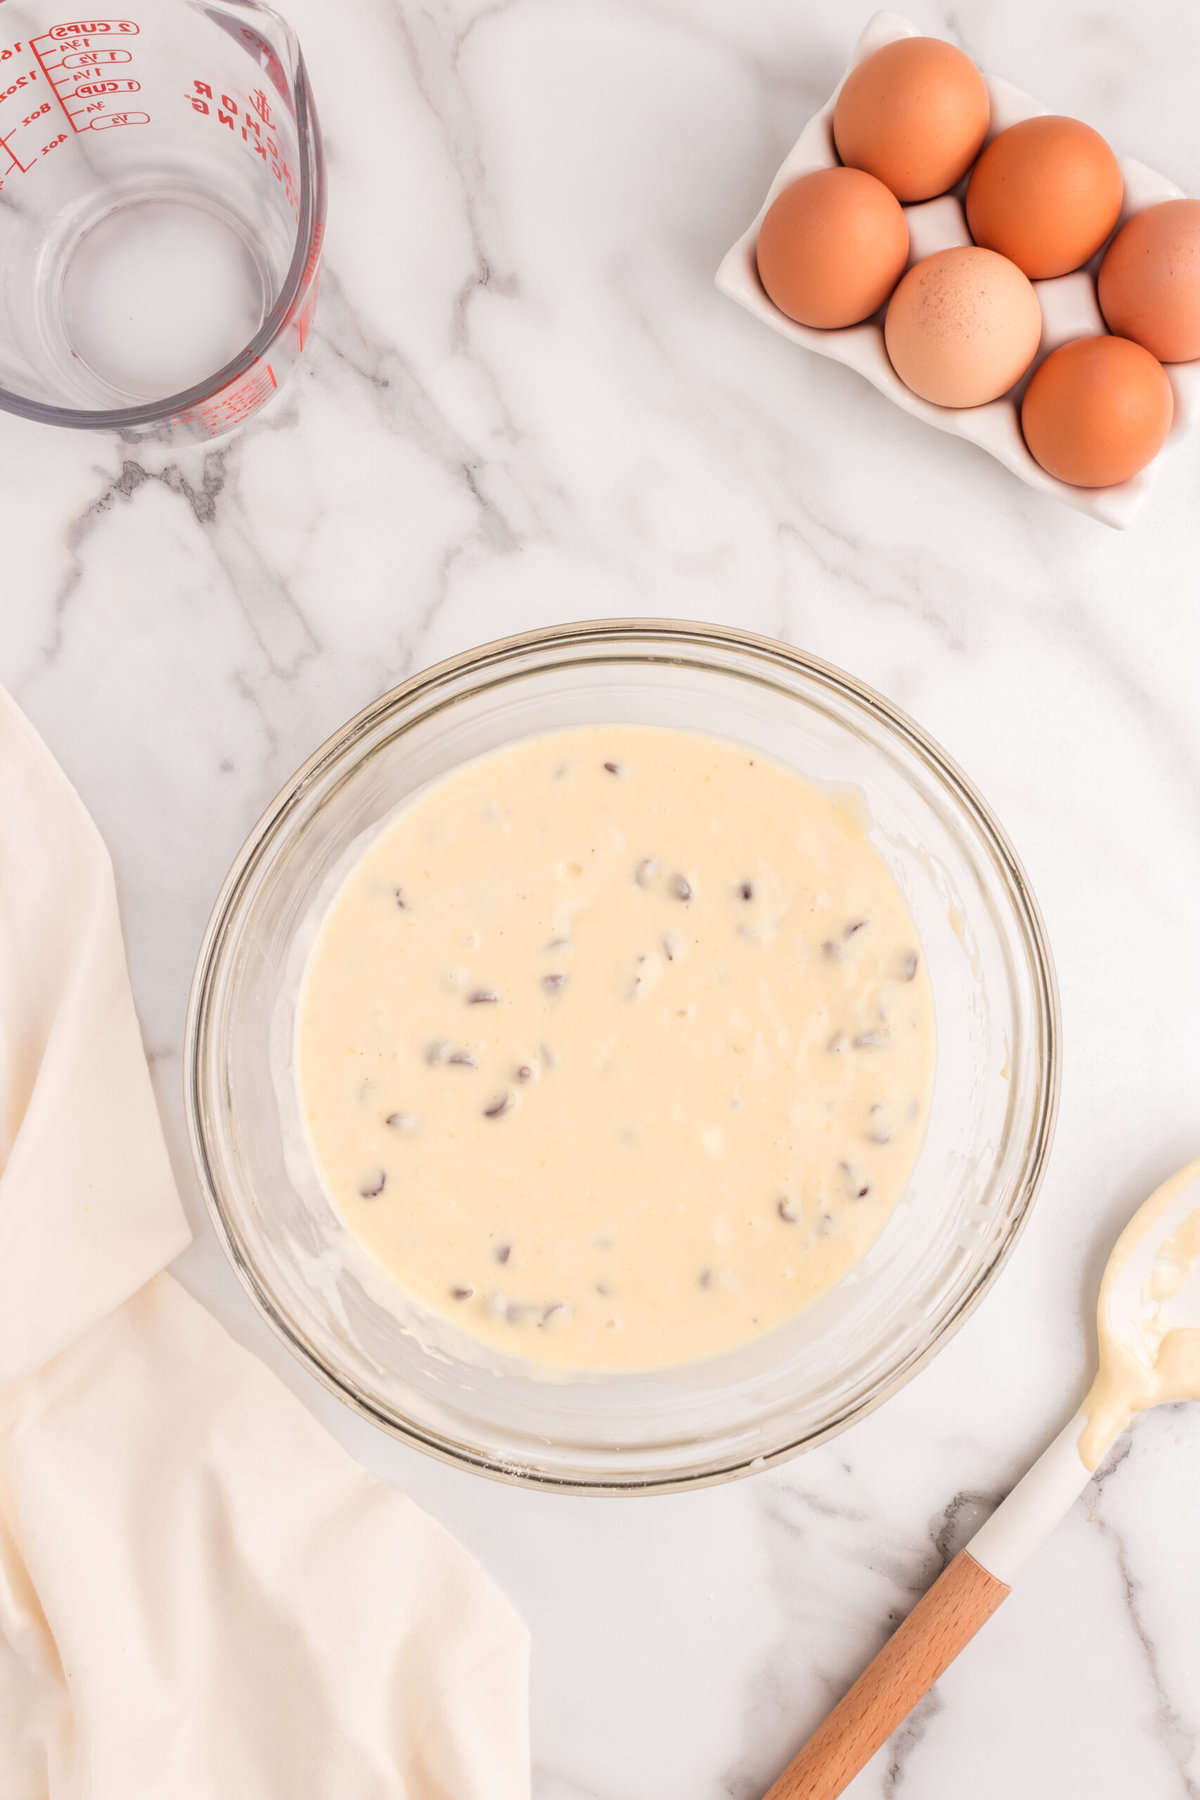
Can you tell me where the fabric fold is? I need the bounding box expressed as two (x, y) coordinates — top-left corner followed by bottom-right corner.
(0, 691), (190, 1385)
(0, 693), (529, 1800)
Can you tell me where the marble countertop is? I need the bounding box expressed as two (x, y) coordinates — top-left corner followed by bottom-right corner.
(5, 0), (1200, 1794)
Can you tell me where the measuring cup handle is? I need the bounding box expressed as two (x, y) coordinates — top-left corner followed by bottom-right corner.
(762, 1550), (1009, 1800)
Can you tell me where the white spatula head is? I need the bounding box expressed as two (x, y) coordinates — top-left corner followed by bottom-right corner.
(969, 1155), (1200, 1584)
(1080, 1156), (1200, 1467)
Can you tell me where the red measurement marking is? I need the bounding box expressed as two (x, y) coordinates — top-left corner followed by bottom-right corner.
(176, 362), (278, 437)
(30, 31), (86, 130)
(73, 76), (138, 97)
(31, 23), (145, 133)
(49, 19), (139, 38)
(0, 125), (31, 172)
(0, 71), (35, 103)
(88, 108), (146, 128)
(287, 218), (324, 350)
(61, 48), (133, 67)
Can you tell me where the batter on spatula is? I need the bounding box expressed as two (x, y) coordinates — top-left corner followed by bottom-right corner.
(298, 726), (935, 1371)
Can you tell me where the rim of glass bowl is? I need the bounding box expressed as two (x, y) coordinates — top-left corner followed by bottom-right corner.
(185, 619), (1061, 1495)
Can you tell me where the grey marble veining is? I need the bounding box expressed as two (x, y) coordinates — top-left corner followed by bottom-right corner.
(4, 1), (1200, 1795)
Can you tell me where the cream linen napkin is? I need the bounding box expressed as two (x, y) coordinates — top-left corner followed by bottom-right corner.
(0, 693), (530, 1800)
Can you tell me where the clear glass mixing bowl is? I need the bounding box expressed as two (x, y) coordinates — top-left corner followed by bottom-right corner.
(185, 621), (1059, 1493)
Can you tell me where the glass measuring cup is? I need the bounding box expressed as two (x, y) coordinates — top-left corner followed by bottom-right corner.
(0, 2), (325, 441)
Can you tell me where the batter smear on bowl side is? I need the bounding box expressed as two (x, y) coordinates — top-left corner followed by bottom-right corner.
(297, 726), (935, 1371)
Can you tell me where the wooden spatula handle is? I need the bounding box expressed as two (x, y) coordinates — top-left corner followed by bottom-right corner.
(763, 1550), (1010, 1800)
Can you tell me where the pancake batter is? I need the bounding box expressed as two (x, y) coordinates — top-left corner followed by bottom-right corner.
(297, 726), (935, 1370)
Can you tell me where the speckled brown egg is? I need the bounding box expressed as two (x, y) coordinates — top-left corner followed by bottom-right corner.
(884, 246), (1042, 407)
(755, 167), (909, 329)
(1021, 335), (1173, 486)
(833, 36), (990, 203)
(1098, 199), (1200, 362)
(966, 115), (1123, 278)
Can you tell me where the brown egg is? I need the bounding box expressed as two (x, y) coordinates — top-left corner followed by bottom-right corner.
(884, 247), (1042, 407)
(1098, 199), (1200, 362)
(1021, 335), (1173, 486)
(833, 36), (990, 203)
(755, 168), (909, 329)
(966, 116), (1123, 278)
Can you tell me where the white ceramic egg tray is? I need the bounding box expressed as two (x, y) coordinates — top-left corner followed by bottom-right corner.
(716, 10), (1200, 528)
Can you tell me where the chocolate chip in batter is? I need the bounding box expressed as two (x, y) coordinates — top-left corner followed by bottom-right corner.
(448, 1049), (478, 1068)
(840, 1161), (870, 1201)
(698, 1267), (714, 1289)
(539, 1301), (572, 1328)
(777, 1197), (799, 1223)
(359, 1170), (387, 1199)
(545, 936), (572, 951)
(603, 761), (626, 777)
(394, 888), (408, 909)
(865, 1105), (891, 1145)
(821, 939), (843, 963)
(495, 1243), (512, 1265)
(670, 874), (693, 902)
(895, 950), (920, 982)
(843, 918), (868, 939)
(384, 1111), (416, 1133)
(515, 1063), (535, 1083)
(738, 881), (755, 902)
(468, 988), (499, 1005)
(483, 1091), (513, 1119)
(594, 1281), (611, 1297)
(852, 1029), (890, 1050)
(661, 930), (682, 962)
(451, 1286), (474, 1301)
(634, 857), (657, 889)
(542, 972), (567, 995)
